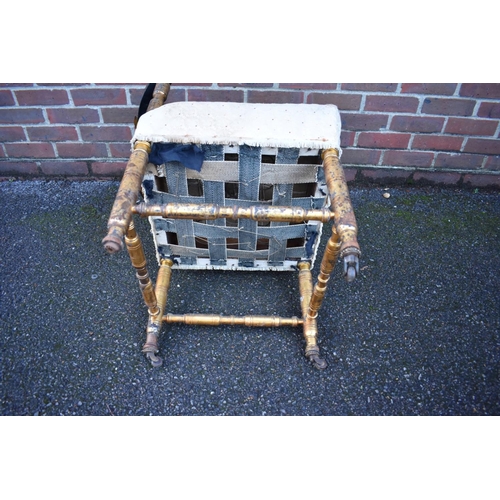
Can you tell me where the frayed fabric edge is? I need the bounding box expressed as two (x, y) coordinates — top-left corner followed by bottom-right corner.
(130, 136), (342, 156)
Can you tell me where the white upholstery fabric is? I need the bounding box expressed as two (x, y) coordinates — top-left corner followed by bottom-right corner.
(132, 101), (342, 152)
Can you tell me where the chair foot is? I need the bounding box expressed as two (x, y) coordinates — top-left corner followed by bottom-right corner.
(306, 346), (327, 369)
(144, 350), (163, 368)
(308, 352), (328, 370)
(143, 336), (163, 368)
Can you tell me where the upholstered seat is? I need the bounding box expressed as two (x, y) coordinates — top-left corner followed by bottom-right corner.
(132, 101), (342, 150)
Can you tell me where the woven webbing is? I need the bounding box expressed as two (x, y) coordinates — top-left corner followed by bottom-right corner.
(142, 144), (328, 270)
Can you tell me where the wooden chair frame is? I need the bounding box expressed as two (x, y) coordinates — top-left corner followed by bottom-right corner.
(103, 84), (361, 369)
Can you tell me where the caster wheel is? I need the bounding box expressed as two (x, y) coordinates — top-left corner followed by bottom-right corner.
(146, 351), (163, 368)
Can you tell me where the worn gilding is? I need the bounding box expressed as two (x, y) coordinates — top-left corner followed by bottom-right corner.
(124, 222), (158, 316)
(298, 261), (327, 369)
(163, 314), (302, 327)
(146, 83), (171, 113)
(102, 141), (152, 253)
(142, 259), (173, 367)
(133, 202), (332, 223)
(322, 148), (361, 257)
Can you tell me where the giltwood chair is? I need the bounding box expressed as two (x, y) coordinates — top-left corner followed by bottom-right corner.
(103, 84), (361, 369)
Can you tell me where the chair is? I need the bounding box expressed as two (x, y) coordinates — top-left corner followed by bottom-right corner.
(103, 84), (361, 369)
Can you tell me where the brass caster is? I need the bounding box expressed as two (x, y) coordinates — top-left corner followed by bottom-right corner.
(308, 354), (327, 370)
(145, 351), (163, 368)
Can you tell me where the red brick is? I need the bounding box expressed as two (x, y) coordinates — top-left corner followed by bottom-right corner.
(173, 83), (212, 86)
(459, 84), (500, 99)
(341, 83), (397, 92)
(412, 135), (464, 152)
(358, 132), (410, 149)
(36, 83), (86, 87)
(165, 88), (186, 104)
(341, 131), (355, 147)
(40, 161), (89, 176)
(280, 83), (338, 90)
(5, 142), (55, 158)
(477, 102), (500, 119)
(219, 83), (274, 88)
(390, 115), (445, 133)
(0, 83), (34, 87)
(365, 95), (419, 113)
(340, 113), (389, 131)
(109, 142), (132, 158)
(463, 138), (500, 155)
(421, 97), (475, 116)
(27, 126), (78, 141)
(129, 87), (185, 106)
(485, 155), (500, 170)
(434, 153), (485, 169)
(71, 88), (127, 106)
(413, 171), (462, 186)
(0, 108), (45, 124)
(130, 87), (148, 106)
(343, 168), (357, 182)
(94, 83), (144, 86)
(0, 161), (39, 175)
(187, 89), (244, 102)
(341, 148), (381, 165)
(15, 89), (69, 106)
(462, 173), (500, 188)
(130, 86), (155, 105)
(91, 161), (127, 176)
(101, 107), (136, 124)
(401, 83), (457, 95)
(247, 90), (303, 104)
(307, 92), (361, 110)
(47, 108), (100, 124)
(445, 117), (498, 136)
(383, 150), (434, 167)
(56, 142), (108, 158)
(80, 125), (132, 142)
(0, 90), (15, 106)
(0, 126), (26, 141)
(358, 168), (412, 184)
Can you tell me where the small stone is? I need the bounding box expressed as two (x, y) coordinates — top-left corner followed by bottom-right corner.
(383, 192), (391, 199)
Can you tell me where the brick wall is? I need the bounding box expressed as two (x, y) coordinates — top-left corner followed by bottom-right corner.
(1, 83), (499, 188)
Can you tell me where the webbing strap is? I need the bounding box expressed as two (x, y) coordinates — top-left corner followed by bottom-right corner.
(238, 145), (261, 267)
(204, 180), (227, 265)
(165, 162), (195, 265)
(143, 144), (326, 269)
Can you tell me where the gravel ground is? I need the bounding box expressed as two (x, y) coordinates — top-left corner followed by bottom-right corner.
(0, 180), (499, 416)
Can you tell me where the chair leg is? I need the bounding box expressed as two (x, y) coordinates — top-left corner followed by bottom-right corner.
(297, 226), (343, 369)
(124, 221), (159, 317)
(307, 226), (342, 321)
(298, 262), (327, 369)
(124, 222), (173, 367)
(142, 259), (173, 367)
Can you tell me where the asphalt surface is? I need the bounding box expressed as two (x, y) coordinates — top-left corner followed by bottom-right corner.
(0, 180), (499, 416)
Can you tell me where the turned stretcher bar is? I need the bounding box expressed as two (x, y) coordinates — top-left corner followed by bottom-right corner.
(132, 202), (334, 223)
(163, 314), (303, 326)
